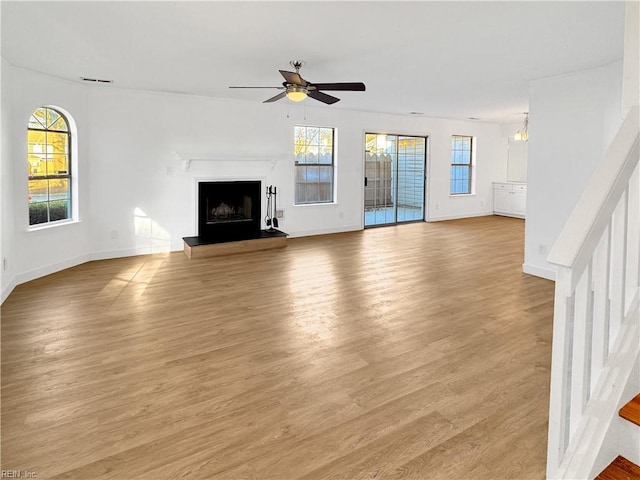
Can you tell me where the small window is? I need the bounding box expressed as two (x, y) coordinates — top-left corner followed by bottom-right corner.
(294, 126), (335, 204)
(450, 135), (473, 195)
(27, 107), (72, 225)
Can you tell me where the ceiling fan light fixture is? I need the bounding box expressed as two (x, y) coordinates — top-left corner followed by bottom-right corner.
(232, 61), (364, 105)
(286, 86), (307, 102)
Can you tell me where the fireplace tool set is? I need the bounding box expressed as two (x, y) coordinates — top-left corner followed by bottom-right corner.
(265, 185), (279, 231)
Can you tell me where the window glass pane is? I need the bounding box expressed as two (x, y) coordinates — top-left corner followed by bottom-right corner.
(46, 109), (61, 129)
(306, 183), (320, 203)
(49, 199), (70, 222)
(45, 108), (69, 132)
(296, 184), (307, 204)
(451, 137), (471, 165)
(51, 154), (69, 175)
(451, 166), (470, 194)
(29, 115), (44, 130)
(49, 179), (70, 201)
(29, 179), (49, 203)
(307, 165), (320, 183)
(29, 203), (49, 225)
(451, 136), (472, 194)
(365, 134), (378, 154)
(319, 184), (331, 203)
(319, 128), (332, 145)
(306, 127), (319, 145)
(47, 131), (69, 155)
(50, 115), (68, 132)
(295, 125), (334, 204)
(318, 165), (333, 183)
(27, 129), (46, 146)
(28, 155), (47, 177)
(295, 165), (307, 183)
(31, 108), (47, 129)
(318, 148), (332, 164)
(304, 146), (319, 163)
(295, 128), (306, 151)
(451, 165), (469, 181)
(27, 107), (73, 226)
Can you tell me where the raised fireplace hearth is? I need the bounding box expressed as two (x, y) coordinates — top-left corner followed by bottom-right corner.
(184, 179), (287, 259)
(198, 180), (261, 241)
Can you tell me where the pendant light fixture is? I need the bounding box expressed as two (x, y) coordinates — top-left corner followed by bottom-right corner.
(514, 112), (529, 142)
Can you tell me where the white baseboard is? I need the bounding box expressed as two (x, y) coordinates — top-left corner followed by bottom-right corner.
(90, 243), (183, 262)
(427, 211), (494, 222)
(15, 253), (92, 289)
(522, 262), (556, 281)
(287, 224), (363, 238)
(1, 276), (17, 305)
(2, 244), (186, 304)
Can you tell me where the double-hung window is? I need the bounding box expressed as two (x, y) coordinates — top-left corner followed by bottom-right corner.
(450, 135), (473, 195)
(27, 107), (73, 226)
(294, 126), (335, 204)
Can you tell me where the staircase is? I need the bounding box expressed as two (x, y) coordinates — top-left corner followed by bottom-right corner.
(595, 394), (640, 479)
(546, 105), (640, 480)
(619, 394), (640, 426)
(596, 456), (640, 480)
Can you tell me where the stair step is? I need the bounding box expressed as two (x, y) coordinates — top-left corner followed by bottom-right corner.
(595, 456), (640, 480)
(620, 393), (640, 427)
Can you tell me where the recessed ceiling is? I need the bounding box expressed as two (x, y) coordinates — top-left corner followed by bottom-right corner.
(1, 1), (625, 124)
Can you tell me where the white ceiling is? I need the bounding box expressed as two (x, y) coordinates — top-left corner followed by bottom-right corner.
(1, 1), (625, 124)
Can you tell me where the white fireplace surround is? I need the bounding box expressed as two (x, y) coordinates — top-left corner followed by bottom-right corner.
(174, 151), (284, 172)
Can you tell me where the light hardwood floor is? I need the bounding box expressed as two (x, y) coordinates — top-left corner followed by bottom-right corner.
(1, 216), (555, 479)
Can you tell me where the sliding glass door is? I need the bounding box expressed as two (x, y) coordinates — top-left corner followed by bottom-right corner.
(364, 133), (426, 227)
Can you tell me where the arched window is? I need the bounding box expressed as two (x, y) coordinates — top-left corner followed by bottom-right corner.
(27, 107), (72, 226)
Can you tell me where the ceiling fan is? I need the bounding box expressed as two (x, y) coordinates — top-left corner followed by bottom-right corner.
(229, 61), (366, 105)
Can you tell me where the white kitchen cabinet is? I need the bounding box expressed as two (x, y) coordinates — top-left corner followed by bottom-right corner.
(493, 182), (526, 218)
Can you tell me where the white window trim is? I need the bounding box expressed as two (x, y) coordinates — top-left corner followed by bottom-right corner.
(450, 135), (476, 195)
(294, 125), (337, 205)
(27, 218), (82, 232)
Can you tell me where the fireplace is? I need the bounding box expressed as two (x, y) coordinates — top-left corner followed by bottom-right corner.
(198, 180), (261, 241)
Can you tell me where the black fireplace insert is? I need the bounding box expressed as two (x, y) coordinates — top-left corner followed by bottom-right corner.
(198, 180), (261, 240)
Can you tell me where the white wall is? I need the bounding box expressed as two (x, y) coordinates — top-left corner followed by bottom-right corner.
(507, 139), (528, 183)
(622, 1), (639, 112)
(0, 63), (506, 300)
(87, 87), (505, 256)
(524, 61), (623, 279)
(2, 67), (93, 299)
(1, 58), (16, 302)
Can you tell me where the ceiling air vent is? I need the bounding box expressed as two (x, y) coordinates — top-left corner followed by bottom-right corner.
(81, 77), (113, 83)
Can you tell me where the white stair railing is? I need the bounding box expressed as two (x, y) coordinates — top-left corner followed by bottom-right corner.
(546, 106), (640, 480)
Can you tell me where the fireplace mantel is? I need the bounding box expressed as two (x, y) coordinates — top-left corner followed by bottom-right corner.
(173, 151), (283, 172)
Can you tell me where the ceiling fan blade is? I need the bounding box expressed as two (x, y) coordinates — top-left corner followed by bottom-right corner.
(263, 92), (287, 103)
(310, 82), (366, 91)
(308, 90), (340, 105)
(229, 86), (284, 89)
(279, 70), (307, 86)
